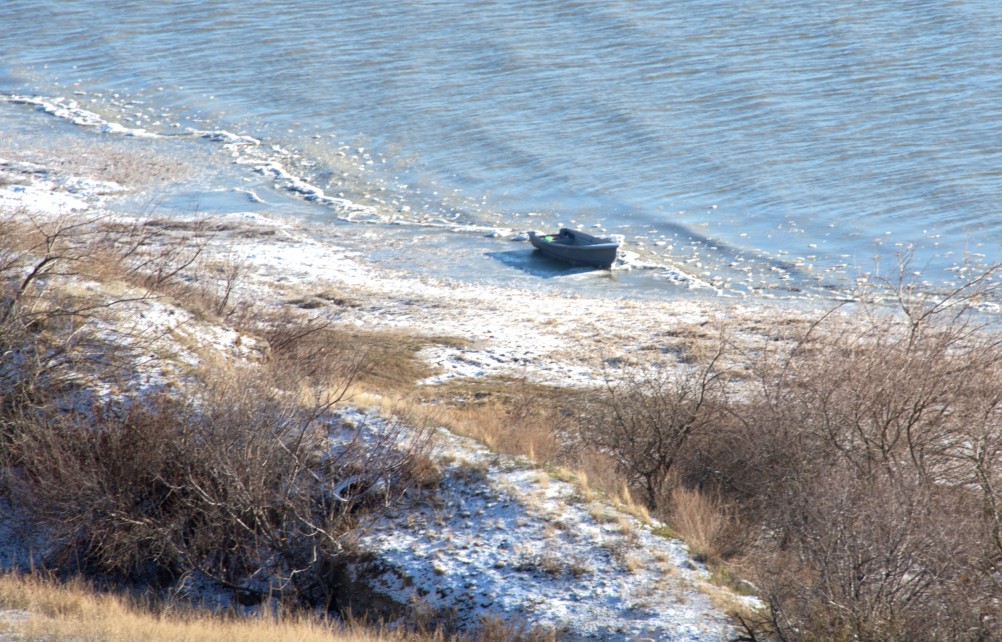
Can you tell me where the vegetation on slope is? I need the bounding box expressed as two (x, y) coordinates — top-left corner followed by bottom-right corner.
(2, 208), (1002, 641)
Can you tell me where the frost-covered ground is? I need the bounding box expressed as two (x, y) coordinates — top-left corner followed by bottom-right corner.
(352, 410), (748, 640)
(0, 154), (775, 640)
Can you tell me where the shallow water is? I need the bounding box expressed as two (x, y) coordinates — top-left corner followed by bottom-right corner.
(2, 0), (1001, 302)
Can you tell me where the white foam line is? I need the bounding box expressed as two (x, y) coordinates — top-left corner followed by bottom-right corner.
(233, 188), (266, 204)
(191, 129), (262, 146)
(5, 94), (487, 232)
(4, 94), (161, 139)
(245, 158), (374, 216)
(182, 128), (366, 214)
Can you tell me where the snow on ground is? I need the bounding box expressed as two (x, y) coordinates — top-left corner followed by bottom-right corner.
(182, 212), (783, 389)
(0, 159), (96, 215)
(74, 290), (269, 403)
(348, 408), (743, 641)
(0, 157), (769, 639)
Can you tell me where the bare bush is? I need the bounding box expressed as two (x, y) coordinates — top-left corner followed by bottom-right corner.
(689, 268), (1002, 640)
(755, 464), (992, 641)
(92, 216), (208, 293)
(0, 212), (145, 410)
(578, 339), (727, 510)
(5, 373), (430, 605)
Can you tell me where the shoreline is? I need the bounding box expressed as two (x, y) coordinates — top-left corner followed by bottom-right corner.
(0, 121), (832, 396)
(7, 92), (998, 317)
(0, 93), (897, 306)
(147, 207), (818, 389)
(0, 122), (772, 641)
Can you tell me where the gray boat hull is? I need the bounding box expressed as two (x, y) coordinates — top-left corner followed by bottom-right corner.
(528, 228), (619, 268)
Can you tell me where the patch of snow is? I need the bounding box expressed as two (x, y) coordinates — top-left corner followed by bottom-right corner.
(352, 417), (740, 640)
(1, 157), (127, 214)
(0, 172), (91, 215)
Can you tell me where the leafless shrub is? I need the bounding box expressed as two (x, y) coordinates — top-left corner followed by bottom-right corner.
(0, 212), (151, 411)
(92, 215), (210, 295)
(578, 337), (727, 510)
(688, 265), (1002, 640)
(5, 371), (431, 605)
(247, 309), (370, 413)
(753, 463), (993, 642)
(202, 254), (245, 318)
(87, 214), (255, 323)
(0, 212), (101, 323)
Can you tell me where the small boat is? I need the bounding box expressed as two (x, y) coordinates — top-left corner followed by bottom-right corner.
(528, 228), (620, 268)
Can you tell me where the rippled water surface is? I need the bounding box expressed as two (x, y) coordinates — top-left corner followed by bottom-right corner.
(3, 0), (1001, 299)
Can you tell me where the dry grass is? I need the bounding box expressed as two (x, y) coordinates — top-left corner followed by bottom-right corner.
(0, 573), (556, 642)
(587, 505), (610, 523)
(569, 451), (621, 504)
(0, 573), (413, 642)
(623, 555), (645, 574)
(26, 138), (193, 186)
(611, 483), (650, 524)
(655, 323), (717, 364)
(420, 379), (568, 463)
(666, 487), (742, 563)
(334, 329), (468, 394)
(557, 468), (596, 502)
(261, 325), (467, 398)
(697, 580), (761, 630)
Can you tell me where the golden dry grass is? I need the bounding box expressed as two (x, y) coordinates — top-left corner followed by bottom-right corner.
(418, 379), (567, 463)
(323, 328), (468, 395)
(611, 483), (650, 523)
(0, 573), (428, 642)
(367, 332), (468, 391)
(667, 486), (738, 562)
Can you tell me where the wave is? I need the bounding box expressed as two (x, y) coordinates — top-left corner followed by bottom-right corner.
(2, 93), (379, 220)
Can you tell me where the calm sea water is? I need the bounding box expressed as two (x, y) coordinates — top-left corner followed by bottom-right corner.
(3, 0), (1002, 301)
